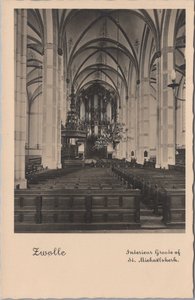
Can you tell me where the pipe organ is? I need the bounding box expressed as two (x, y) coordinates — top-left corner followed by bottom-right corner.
(77, 84), (117, 137)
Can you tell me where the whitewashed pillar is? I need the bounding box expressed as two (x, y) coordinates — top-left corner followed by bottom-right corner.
(42, 10), (59, 169)
(14, 9), (27, 188)
(141, 78), (150, 160)
(128, 93), (136, 159)
(159, 47), (176, 168)
(136, 82), (143, 163)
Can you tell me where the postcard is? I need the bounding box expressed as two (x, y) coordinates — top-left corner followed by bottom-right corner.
(1, 0), (194, 298)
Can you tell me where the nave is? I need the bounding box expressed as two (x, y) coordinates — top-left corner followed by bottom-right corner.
(15, 161), (185, 233)
(14, 9), (186, 233)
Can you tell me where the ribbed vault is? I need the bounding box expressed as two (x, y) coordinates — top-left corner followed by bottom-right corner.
(14, 7), (186, 188)
(26, 9), (185, 109)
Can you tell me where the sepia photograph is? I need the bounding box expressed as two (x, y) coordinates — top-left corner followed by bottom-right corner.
(1, 0), (194, 298)
(14, 8), (186, 233)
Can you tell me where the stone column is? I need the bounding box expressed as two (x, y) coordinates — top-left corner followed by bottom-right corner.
(149, 87), (157, 160)
(176, 81), (185, 147)
(129, 93), (136, 159)
(136, 83), (143, 163)
(28, 98), (42, 149)
(125, 97), (129, 159)
(59, 55), (65, 127)
(118, 89), (126, 159)
(155, 55), (162, 168)
(56, 53), (64, 168)
(126, 95), (131, 161)
(42, 10), (60, 169)
(181, 83), (185, 146)
(141, 78), (150, 160)
(176, 97), (182, 147)
(14, 9), (27, 188)
(159, 47), (176, 168)
(136, 78), (150, 164)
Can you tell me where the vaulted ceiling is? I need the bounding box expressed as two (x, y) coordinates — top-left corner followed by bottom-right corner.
(26, 9), (185, 107)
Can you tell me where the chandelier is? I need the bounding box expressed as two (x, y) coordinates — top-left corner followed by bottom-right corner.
(94, 121), (125, 150)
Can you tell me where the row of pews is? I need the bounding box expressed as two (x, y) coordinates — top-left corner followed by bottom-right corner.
(14, 164), (185, 232)
(27, 168), (125, 190)
(25, 156), (44, 176)
(112, 166), (185, 228)
(15, 189), (141, 232)
(15, 168), (141, 232)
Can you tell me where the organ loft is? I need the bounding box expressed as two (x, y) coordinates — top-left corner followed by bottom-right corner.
(14, 9), (186, 232)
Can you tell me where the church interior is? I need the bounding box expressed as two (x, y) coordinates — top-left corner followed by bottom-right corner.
(14, 9), (186, 232)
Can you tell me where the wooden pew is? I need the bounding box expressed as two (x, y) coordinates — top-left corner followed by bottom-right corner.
(28, 168), (123, 190)
(15, 189), (141, 232)
(111, 166), (185, 229)
(161, 189), (185, 228)
(141, 178), (185, 212)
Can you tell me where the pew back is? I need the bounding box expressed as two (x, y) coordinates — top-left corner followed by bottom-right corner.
(162, 189), (185, 228)
(15, 189), (141, 232)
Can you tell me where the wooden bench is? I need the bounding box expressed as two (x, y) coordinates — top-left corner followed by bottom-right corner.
(141, 178), (185, 210)
(169, 164), (185, 173)
(161, 189), (185, 228)
(15, 189), (141, 232)
(28, 169), (123, 190)
(111, 166), (186, 229)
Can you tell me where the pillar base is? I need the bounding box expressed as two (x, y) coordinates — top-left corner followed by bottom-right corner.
(57, 163), (62, 169)
(155, 164), (161, 169)
(157, 163), (169, 169)
(42, 159), (59, 170)
(136, 159), (144, 165)
(15, 179), (27, 189)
